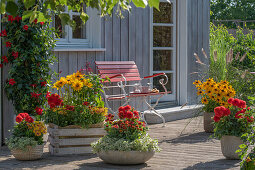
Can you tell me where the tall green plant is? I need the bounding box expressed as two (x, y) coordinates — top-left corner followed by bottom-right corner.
(0, 2), (56, 116)
(209, 23), (235, 81)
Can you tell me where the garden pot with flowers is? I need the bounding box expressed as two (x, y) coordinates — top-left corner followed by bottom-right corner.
(6, 113), (47, 161)
(193, 79), (236, 133)
(213, 98), (254, 159)
(44, 71), (108, 155)
(91, 105), (160, 165)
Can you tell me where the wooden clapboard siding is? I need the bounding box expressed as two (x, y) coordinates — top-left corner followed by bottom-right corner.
(187, 0), (210, 104)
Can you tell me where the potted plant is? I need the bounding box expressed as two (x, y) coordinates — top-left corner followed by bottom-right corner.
(213, 98), (254, 159)
(44, 70), (108, 155)
(193, 78), (236, 132)
(91, 105), (160, 165)
(6, 113), (47, 160)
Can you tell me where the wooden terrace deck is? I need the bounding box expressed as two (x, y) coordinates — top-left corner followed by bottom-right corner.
(0, 116), (240, 169)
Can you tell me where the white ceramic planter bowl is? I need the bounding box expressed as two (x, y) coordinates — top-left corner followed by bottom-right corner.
(97, 150), (155, 165)
(220, 135), (242, 160)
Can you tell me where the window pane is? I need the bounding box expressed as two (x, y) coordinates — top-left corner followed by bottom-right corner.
(153, 26), (172, 47)
(153, 2), (173, 23)
(55, 16), (65, 38)
(153, 73), (172, 92)
(153, 50), (172, 71)
(72, 15), (86, 39)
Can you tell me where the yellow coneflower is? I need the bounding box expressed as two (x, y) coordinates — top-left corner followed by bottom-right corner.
(201, 97), (208, 104)
(193, 80), (201, 86)
(74, 71), (84, 80)
(72, 80), (83, 91)
(53, 77), (67, 90)
(66, 75), (73, 85)
(197, 90), (204, 96)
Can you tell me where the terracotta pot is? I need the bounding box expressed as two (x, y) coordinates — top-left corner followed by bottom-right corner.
(11, 144), (44, 161)
(203, 112), (214, 133)
(220, 135), (242, 160)
(97, 150), (155, 165)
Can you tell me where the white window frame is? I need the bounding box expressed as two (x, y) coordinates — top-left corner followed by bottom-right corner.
(54, 7), (102, 50)
(150, 0), (177, 102)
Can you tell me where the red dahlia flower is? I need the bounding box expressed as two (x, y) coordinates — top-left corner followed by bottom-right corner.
(83, 101), (89, 106)
(16, 115), (23, 123)
(14, 16), (22, 22)
(227, 98), (234, 104)
(35, 107), (43, 115)
(118, 106), (125, 112)
(9, 79), (16, 85)
(18, 113), (29, 118)
(213, 116), (220, 122)
(126, 111), (133, 119)
(33, 19), (38, 24)
(1, 29), (7, 37)
(222, 108), (231, 116)
(2, 56), (8, 63)
(65, 105), (75, 111)
(8, 15), (14, 23)
(6, 42), (11, 48)
(23, 25), (29, 31)
(124, 105), (131, 111)
(12, 51), (18, 59)
(232, 98), (240, 107)
(41, 81), (47, 87)
(40, 22), (44, 26)
(25, 116), (34, 123)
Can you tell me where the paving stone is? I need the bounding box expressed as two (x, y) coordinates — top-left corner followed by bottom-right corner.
(0, 117), (240, 170)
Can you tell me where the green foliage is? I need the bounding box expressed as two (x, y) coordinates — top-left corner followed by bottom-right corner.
(209, 23), (234, 81)
(1, 3), (56, 115)
(43, 104), (106, 127)
(6, 137), (37, 151)
(0, 0), (160, 26)
(210, 23), (255, 102)
(211, 0), (255, 29)
(237, 98), (255, 169)
(91, 134), (160, 152)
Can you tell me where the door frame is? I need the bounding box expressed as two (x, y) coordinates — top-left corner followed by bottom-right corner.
(149, 0), (177, 102)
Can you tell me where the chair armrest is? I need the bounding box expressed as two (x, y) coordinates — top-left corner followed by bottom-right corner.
(143, 73), (165, 79)
(108, 74), (123, 79)
(108, 74), (127, 87)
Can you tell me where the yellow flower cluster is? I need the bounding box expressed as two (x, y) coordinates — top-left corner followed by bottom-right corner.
(27, 121), (47, 137)
(90, 106), (108, 116)
(53, 71), (93, 91)
(193, 78), (236, 108)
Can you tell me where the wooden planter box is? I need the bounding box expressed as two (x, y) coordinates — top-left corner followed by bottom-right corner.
(47, 123), (106, 155)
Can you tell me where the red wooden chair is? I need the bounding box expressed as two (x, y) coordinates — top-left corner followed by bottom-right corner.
(95, 61), (170, 126)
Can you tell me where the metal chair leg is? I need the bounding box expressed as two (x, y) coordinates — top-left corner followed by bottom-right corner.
(144, 98), (166, 127)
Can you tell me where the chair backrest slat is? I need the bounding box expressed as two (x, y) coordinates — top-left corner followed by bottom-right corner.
(95, 61), (141, 82)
